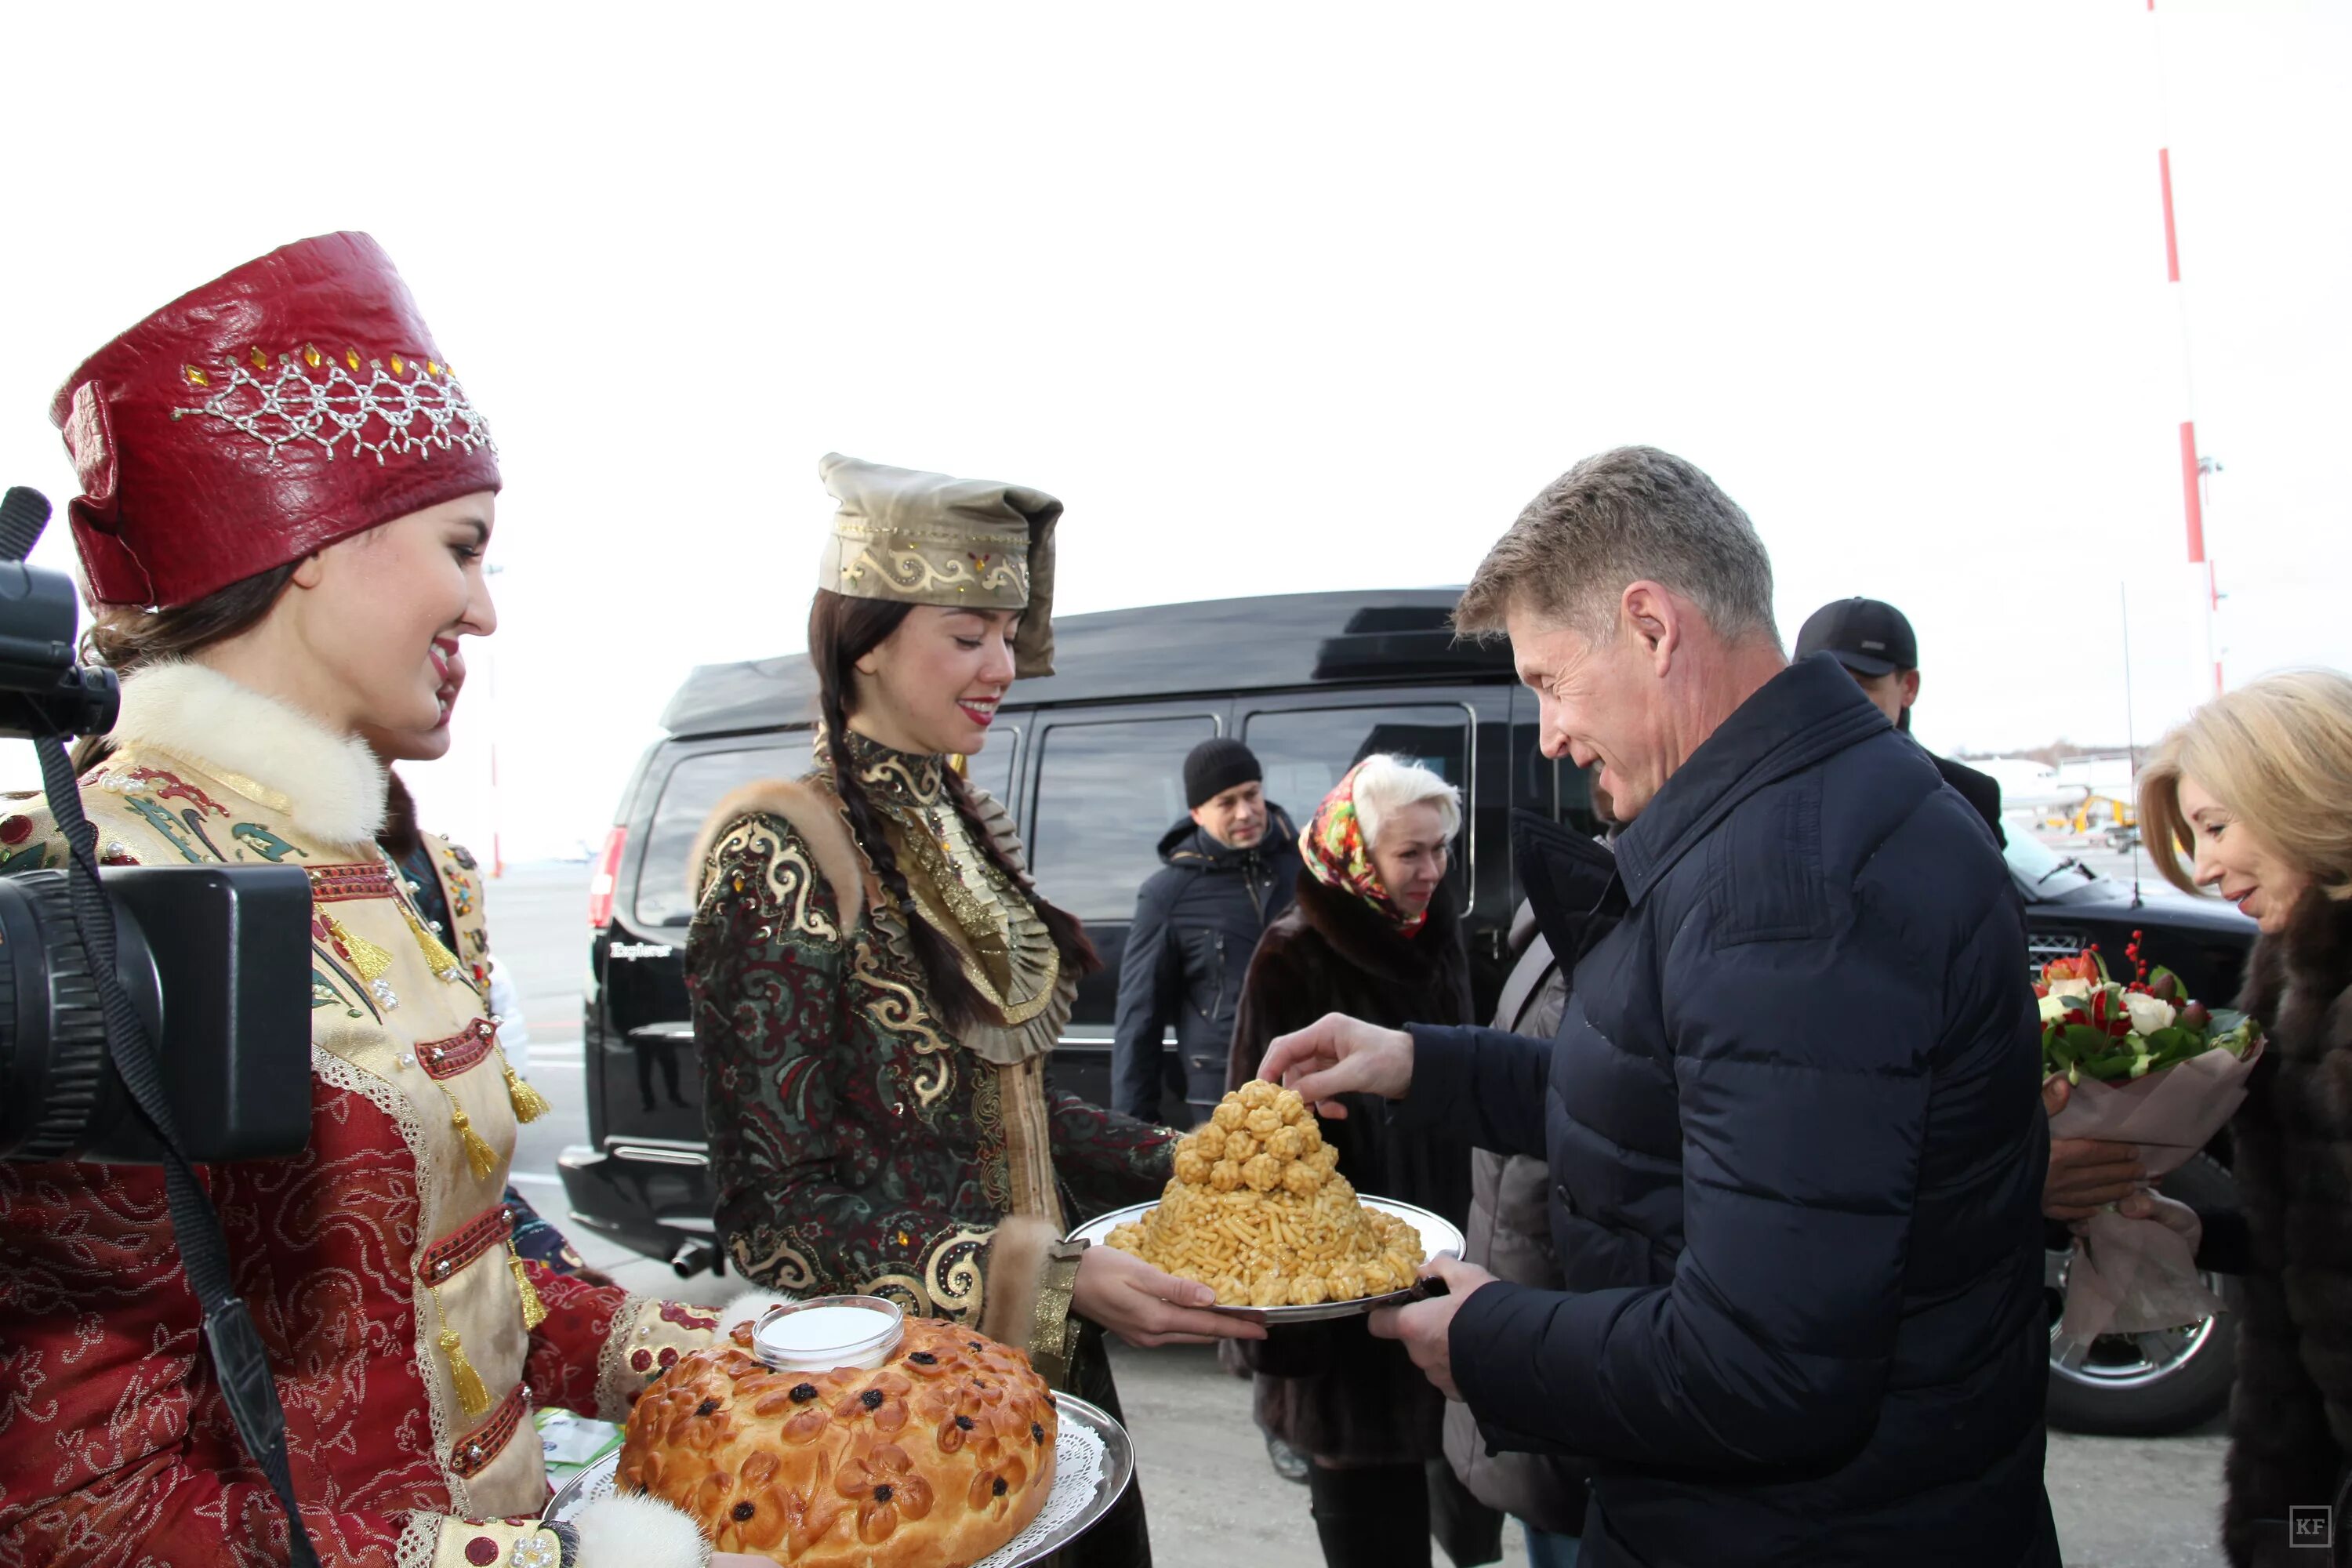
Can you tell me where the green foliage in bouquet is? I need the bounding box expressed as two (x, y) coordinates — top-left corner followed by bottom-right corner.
(2034, 935), (2259, 1084)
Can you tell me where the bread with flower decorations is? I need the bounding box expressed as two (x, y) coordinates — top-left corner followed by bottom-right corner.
(616, 1315), (1056, 1565)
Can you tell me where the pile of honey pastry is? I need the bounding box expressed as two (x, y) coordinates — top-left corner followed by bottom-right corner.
(1105, 1080), (1424, 1308)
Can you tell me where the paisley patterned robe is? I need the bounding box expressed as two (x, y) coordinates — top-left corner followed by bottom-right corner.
(686, 732), (1174, 1381)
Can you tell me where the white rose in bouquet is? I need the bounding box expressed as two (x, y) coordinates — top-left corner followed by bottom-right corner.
(2049, 978), (2095, 1000)
(2122, 991), (2178, 1037)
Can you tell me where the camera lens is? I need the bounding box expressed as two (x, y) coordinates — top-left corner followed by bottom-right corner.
(0, 873), (116, 1161)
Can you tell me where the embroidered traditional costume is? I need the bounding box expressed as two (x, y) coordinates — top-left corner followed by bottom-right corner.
(686, 456), (1173, 1387)
(0, 235), (758, 1568)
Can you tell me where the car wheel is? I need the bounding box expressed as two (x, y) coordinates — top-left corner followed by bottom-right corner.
(2044, 1152), (2239, 1436)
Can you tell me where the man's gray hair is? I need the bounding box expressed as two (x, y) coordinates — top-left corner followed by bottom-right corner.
(1454, 446), (1780, 644)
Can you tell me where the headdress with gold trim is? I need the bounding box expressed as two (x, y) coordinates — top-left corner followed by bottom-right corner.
(816, 452), (1062, 678)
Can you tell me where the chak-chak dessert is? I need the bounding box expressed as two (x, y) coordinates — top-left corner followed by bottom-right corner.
(1105, 1080), (1425, 1307)
(617, 1315), (1057, 1565)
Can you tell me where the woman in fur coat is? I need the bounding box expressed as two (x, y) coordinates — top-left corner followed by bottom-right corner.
(2136, 670), (2352, 1566)
(1225, 755), (1490, 1568)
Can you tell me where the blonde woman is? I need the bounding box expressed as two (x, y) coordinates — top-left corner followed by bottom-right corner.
(2136, 670), (2352, 1567)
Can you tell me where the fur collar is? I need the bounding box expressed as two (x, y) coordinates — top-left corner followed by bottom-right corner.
(689, 776), (872, 932)
(108, 661), (388, 847)
(2241, 885), (2352, 1028)
(1290, 866), (1465, 984)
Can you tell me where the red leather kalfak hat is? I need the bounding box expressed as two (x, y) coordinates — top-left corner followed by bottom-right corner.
(49, 232), (500, 608)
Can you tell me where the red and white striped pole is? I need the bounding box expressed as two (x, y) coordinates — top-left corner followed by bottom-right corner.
(2149, 0), (2222, 698)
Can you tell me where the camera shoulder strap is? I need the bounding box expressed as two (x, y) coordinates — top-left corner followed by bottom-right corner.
(34, 735), (321, 1568)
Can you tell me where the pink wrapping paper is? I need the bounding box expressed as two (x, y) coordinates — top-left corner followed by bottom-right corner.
(2047, 1038), (2263, 1342)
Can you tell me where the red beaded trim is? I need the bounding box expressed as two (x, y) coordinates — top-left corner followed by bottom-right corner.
(415, 1201), (514, 1286)
(448, 1381), (528, 1479)
(307, 863), (397, 903)
(417, 1018), (499, 1082)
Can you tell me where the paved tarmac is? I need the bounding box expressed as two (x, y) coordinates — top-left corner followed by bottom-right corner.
(488, 860), (2230, 1566)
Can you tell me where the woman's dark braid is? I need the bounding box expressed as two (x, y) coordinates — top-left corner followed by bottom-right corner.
(941, 765), (1099, 979)
(822, 686), (989, 1028)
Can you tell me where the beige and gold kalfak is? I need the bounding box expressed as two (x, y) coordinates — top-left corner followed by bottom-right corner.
(815, 452), (1062, 678)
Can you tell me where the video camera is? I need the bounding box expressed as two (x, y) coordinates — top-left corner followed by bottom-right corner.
(0, 486), (313, 1163)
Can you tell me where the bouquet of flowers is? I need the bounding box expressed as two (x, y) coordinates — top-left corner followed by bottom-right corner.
(2039, 935), (2263, 1344)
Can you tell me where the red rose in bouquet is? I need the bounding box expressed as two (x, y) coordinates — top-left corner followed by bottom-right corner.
(2038, 937), (2263, 1345)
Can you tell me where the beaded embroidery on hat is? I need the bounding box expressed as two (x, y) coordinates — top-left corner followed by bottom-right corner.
(172, 348), (495, 464)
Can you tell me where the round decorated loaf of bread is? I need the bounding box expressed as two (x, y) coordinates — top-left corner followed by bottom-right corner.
(617, 1315), (1058, 1566)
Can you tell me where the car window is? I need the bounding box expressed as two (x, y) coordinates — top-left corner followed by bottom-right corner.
(1030, 715), (1220, 920)
(632, 742), (804, 927)
(2004, 829), (2100, 891)
(1244, 705), (1470, 816)
(1242, 704), (1473, 895)
(959, 724), (1020, 808)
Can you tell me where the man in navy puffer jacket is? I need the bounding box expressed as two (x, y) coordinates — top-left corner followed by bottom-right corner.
(1264, 447), (2059, 1567)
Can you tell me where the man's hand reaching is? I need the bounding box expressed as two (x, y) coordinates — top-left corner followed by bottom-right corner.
(1258, 1013), (1416, 1117)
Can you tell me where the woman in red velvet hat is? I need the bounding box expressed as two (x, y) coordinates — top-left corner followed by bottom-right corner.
(0, 234), (786, 1568)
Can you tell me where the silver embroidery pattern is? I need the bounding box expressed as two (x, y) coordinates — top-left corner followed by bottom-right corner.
(172, 356), (495, 465)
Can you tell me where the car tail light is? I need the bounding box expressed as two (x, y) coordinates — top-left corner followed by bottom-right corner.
(588, 826), (626, 929)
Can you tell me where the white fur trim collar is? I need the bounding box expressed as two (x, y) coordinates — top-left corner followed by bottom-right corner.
(570, 1492), (708, 1568)
(108, 662), (388, 847)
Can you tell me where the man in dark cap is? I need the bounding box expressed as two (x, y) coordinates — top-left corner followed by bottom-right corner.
(1112, 738), (1301, 1127)
(1796, 597), (2005, 844)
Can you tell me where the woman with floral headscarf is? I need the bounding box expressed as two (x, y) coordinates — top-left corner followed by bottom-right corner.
(1225, 755), (1492, 1568)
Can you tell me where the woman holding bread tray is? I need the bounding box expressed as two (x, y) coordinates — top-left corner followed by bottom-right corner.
(687, 455), (1264, 1568)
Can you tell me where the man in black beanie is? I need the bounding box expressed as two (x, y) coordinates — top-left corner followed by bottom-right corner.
(1112, 737), (1301, 1128)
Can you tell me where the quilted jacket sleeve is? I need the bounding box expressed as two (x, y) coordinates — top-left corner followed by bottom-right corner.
(1448, 895), (1952, 1471)
(1392, 1022), (1553, 1163)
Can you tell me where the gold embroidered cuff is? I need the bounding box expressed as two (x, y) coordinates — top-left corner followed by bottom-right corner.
(977, 1215), (1058, 1350)
(1029, 1239), (1086, 1390)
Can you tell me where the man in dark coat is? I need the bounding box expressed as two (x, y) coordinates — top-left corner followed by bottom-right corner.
(1264, 447), (2059, 1567)
(1795, 595), (2005, 844)
(1112, 737), (1300, 1124)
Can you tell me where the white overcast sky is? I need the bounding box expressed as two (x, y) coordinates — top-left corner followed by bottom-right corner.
(2, 2), (2344, 862)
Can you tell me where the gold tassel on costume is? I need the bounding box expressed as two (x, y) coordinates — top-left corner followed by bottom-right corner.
(430, 1287), (494, 1417)
(439, 1325), (493, 1417)
(449, 1103), (498, 1180)
(319, 912), (394, 983)
(509, 1243), (549, 1330)
(399, 902), (467, 985)
(500, 1050), (551, 1123)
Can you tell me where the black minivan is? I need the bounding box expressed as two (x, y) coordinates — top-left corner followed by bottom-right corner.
(561, 587), (2256, 1435)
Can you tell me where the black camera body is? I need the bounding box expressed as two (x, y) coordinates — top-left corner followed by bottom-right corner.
(0, 864), (314, 1163)
(0, 495), (314, 1166)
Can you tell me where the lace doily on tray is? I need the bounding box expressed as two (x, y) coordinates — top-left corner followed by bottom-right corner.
(978, 1416), (1108, 1566)
(547, 1416), (1111, 1567)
